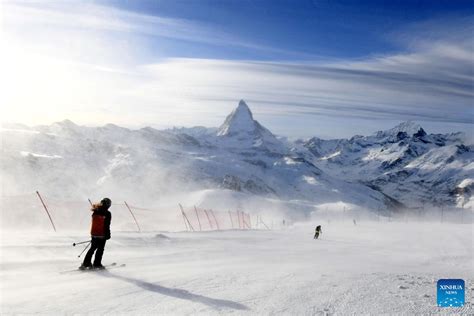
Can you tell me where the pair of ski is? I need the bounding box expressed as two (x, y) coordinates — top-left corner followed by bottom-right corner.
(60, 262), (126, 274)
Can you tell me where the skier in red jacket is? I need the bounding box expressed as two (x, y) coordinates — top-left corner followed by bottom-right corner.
(80, 198), (112, 270)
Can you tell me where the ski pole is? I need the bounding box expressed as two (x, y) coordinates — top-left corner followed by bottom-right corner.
(73, 240), (91, 246)
(77, 241), (91, 258)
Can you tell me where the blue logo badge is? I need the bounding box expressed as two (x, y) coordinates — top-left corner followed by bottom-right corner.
(437, 279), (464, 307)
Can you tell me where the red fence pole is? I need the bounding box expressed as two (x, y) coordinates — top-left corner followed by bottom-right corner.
(242, 212), (250, 229)
(194, 206), (202, 231)
(210, 210), (220, 230)
(179, 204), (195, 231)
(204, 209), (213, 230)
(260, 216), (270, 230)
(178, 204), (189, 231)
(124, 201), (141, 232)
(35, 191), (56, 232)
(229, 211), (234, 229)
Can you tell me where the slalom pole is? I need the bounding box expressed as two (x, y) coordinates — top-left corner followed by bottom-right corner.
(210, 210), (220, 230)
(124, 201), (141, 232)
(194, 206), (202, 231)
(77, 241), (91, 258)
(35, 191), (57, 232)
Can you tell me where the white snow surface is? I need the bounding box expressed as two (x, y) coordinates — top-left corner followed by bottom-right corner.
(1, 221), (472, 315)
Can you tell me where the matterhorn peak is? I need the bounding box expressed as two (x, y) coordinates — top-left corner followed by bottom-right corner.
(217, 99), (256, 136)
(215, 100), (285, 152)
(237, 99), (252, 113)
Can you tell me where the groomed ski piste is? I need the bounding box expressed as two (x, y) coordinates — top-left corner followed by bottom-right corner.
(1, 220), (473, 315)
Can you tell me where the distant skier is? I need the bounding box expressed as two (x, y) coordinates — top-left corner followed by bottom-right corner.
(80, 198), (112, 270)
(314, 225), (322, 239)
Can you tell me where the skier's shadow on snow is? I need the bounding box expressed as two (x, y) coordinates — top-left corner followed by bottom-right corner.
(101, 271), (249, 311)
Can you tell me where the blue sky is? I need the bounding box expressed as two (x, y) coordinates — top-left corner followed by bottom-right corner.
(2, 0), (473, 138)
(100, 0), (473, 60)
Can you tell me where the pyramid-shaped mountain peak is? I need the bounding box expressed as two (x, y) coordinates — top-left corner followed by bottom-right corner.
(217, 100), (257, 136)
(215, 100), (285, 152)
(237, 99), (251, 112)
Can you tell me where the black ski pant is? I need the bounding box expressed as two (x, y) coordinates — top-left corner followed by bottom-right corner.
(83, 237), (107, 266)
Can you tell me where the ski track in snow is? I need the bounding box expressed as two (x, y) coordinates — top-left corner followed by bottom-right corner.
(1, 221), (473, 315)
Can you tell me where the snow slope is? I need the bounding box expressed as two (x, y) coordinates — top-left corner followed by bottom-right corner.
(1, 221), (473, 314)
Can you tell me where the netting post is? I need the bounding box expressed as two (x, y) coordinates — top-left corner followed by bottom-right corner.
(246, 213), (251, 229)
(229, 211), (234, 229)
(179, 204), (194, 231)
(260, 216), (270, 230)
(210, 210), (220, 230)
(204, 209), (213, 230)
(35, 191), (57, 232)
(242, 212), (250, 229)
(194, 206), (202, 231)
(124, 201), (141, 232)
(178, 204), (189, 231)
(248, 213), (252, 229)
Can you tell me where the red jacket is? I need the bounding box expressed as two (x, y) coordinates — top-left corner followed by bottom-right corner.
(90, 206), (111, 239)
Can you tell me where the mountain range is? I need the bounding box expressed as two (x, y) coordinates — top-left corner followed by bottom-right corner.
(1, 100), (472, 215)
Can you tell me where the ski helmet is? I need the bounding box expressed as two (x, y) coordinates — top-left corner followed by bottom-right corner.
(101, 198), (112, 208)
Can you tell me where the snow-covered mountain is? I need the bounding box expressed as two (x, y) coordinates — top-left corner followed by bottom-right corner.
(301, 121), (473, 208)
(1, 101), (471, 215)
(214, 100), (286, 153)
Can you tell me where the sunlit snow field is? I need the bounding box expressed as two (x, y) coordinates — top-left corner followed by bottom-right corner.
(1, 221), (473, 315)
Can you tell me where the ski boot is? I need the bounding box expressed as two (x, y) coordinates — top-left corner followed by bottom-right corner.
(93, 264), (106, 270)
(79, 263), (92, 270)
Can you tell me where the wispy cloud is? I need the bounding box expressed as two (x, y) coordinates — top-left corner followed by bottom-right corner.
(2, 2), (472, 138)
(136, 35), (473, 125)
(2, 1), (321, 60)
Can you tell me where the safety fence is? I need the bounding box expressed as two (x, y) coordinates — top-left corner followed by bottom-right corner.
(178, 204), (270, 231)
(0, 192), (272, 232)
